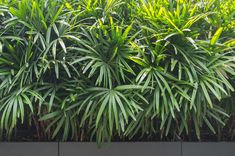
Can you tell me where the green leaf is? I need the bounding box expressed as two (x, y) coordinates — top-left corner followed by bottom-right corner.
(96, 95), (109, 127)
(203, 116), (216, 134)
(129, 56), (148, 67)
(200, 82), (213, 108)
(115, 85), (144, 90)
(40, 111), (61, 121)
(210, 27), (223, 46)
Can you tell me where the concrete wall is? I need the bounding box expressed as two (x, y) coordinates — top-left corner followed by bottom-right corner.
(0, 142), (235, 156)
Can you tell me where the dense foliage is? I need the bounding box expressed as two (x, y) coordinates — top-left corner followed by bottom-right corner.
(0, 0), (235, 143)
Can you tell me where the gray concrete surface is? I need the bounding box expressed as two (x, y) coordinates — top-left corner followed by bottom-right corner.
(60, 142), (181, 156)
(0, 142), (58, 156)
(182, 142), (235, 156)
(1, 142), (235, 156)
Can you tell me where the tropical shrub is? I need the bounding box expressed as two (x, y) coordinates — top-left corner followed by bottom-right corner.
(0, 0), (235, 143)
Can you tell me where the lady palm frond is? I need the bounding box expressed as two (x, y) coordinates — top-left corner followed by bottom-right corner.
(71, 17), (135, 88)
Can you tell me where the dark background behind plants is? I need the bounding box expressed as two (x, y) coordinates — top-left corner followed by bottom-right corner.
(0, 0), (235, 144)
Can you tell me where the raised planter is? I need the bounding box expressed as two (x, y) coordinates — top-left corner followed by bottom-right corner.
(0, 142), (235, 156)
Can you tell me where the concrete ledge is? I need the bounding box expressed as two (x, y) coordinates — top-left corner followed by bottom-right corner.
(60, 142), (181, 156)
(0, 142), (235, 156)
(0, 142), (58, 156)
(182, 142), (235, 156)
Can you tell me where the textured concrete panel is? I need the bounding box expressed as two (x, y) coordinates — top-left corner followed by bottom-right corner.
(182, 142), (235, 156)
(0, 142), (58, 156)
(60, 142), (181, 156)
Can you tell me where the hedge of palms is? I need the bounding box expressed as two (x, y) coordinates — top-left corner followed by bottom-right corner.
(0, 0), (235, 143)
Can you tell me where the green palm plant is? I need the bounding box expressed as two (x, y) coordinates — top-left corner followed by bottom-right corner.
(123, 0), (235, 139)
(0, 0), (235, 143)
